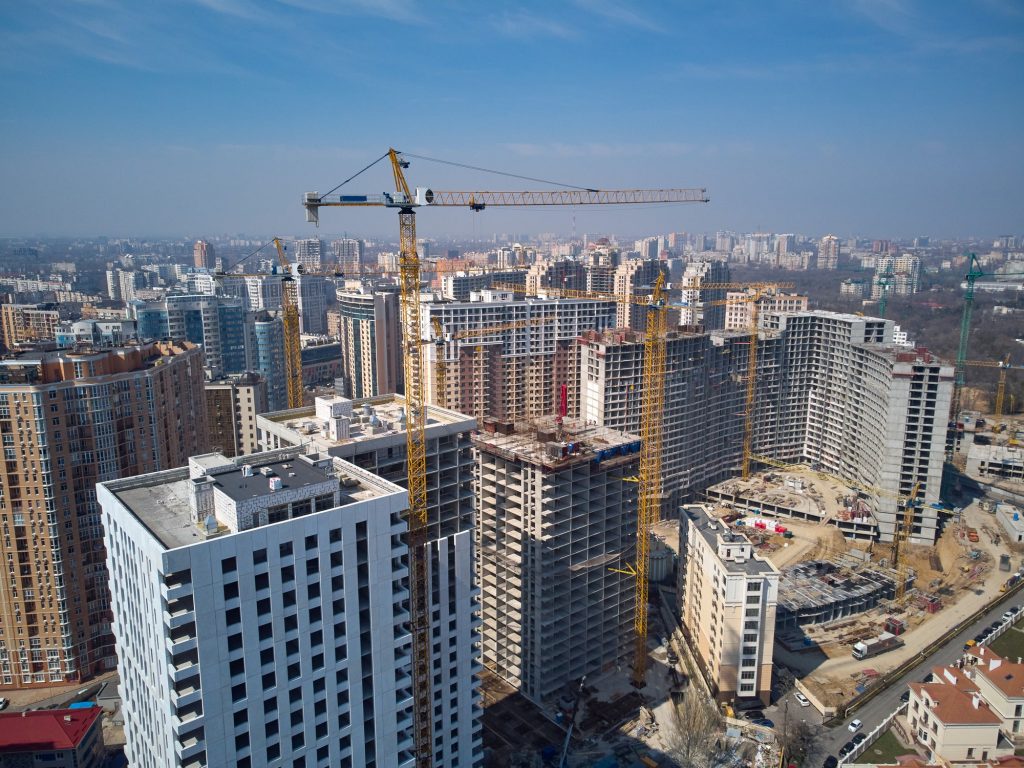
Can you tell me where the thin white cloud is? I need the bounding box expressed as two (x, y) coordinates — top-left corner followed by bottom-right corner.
(570, 0), (662, 32)
(273, 0), (426, 24)
(492, 10), (578, 40)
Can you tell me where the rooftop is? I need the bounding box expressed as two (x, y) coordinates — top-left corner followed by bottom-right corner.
(472, 416), (640, 472)
(684, 504), (778, 577)
(0, 707), (100, 752)
(259, 394), (474, 453)
(108, 449), (400, 550)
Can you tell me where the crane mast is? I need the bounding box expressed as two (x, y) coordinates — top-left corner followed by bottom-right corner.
(273, 237), (304, 410)
(634, 275), (666, 686)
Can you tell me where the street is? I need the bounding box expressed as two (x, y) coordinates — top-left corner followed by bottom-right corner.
(767, 593), (1024, 762)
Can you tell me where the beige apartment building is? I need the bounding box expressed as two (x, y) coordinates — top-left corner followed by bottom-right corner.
(0, 304), (61, 350)
(0, 342), (208, 690)
(679, 504), (779, 705)
(204, 372), (267, 457)
(723, 291), (809, 331)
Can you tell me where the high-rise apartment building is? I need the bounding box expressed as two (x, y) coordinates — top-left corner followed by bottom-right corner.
(524, 260), (586, 296)
(249, 313), (288, 412)
(425, 293), (616, 423)
(677, 260), (730, 329)
(818, 235), (840, 270)
(580, 328), (775, 514)
(474, 418), (640, 701)
(872, 254), (922, 298)
(723, 292), (809, 331)
(135, 295), (248, 378)
(292, 238), (323, 271)
(193, 240), (216, 270)
(205, 373), (269, 457)
(332, 238), (366, 274)
(257, 395), (483, 767)
(334, 288), (403, 400)
(0, 303), (61, 350)
(763, 311), (952, 542)
(581, 311), (953, 542)
(218, 273), (286, 312)
(679, 504), (779, 705)
(440, 271), (527, 302)
(99, 450), (417, 768)
(633, 237), (659, 260)
(295, 272), (331, 335)
(0, 342), (208, 690)
(611, 259), (667, 330)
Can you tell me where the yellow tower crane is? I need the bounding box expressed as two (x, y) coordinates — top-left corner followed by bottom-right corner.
(965, 355), (1024, 417)
(303, 148), (708, 764)
(272, 237), (305, 410)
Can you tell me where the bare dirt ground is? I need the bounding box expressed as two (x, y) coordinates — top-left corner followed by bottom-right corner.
(788, 501), (1009, 708)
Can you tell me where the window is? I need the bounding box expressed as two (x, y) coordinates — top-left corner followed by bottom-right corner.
(305, 534), (317, 550)
(281, 565), (294, 583)
(263, 698), (278, 715)
(262, 671), (276, 689)
(233, 709), (248, 726)
(224, 581), (239, 600)
(231, 682), (246, 703)
(227, 634), (243, 652)
(221, 556), (237, 574)
(226, 607), (241, 626)
(280, 542), (293, 557)
(255, 573), (269, 591)
(253, 548), (267, 565)
(745, 595), (760, 604)
(307, 558), (319, 576)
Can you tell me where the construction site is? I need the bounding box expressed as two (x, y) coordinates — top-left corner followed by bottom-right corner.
(719, 480), (1013, 709)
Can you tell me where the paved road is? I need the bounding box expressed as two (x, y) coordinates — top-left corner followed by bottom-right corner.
(768, 593), (1023, 763)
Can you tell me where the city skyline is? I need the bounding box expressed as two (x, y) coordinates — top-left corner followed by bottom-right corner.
(1, 1), (1021, 239)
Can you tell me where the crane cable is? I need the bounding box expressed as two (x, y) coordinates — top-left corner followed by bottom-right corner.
(396, 150), (600, 193)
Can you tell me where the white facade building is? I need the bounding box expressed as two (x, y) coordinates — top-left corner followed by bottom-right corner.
(256, 395), (483, 767)
(100, 450), (416, 768)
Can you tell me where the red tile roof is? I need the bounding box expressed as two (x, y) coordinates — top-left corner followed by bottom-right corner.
(0, 707), (100, 752)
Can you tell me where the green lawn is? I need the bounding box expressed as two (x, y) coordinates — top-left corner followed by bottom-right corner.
(989, 627), (1024, 660)
(860, 730), (919, 763)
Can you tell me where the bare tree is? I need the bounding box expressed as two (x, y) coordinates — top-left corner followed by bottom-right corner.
(777, 718), (822, 767)
(659, 693), (740, 768)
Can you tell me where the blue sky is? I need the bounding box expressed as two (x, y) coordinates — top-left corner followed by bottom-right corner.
(0, 0), (1021, 240)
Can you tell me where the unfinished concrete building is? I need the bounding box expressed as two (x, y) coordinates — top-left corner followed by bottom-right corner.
(474, 417), (641, 702)
(764, 312), (953, 543)
(611, 259), (667, 331)
(579, 327), (785, 514)
(582, 311), (953, 542)
(776, 559), (904, 630)
(425, 292), (616, 424)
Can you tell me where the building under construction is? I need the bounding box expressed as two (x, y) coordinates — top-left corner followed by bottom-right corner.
(473, 416), (640, 702)
(776, 559), (908, 630)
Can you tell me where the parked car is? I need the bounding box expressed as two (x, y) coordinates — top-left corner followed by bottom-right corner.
(990, 621), (1003, 631)
(848, 718), (863, 733)
(900, 690), (910, 703)
(838, 742), (855, 758)
(742, 710), (765, 721)
(752, 718), (775, 729)
(823, 757), (838, 768)
(794, 692), (811, 707)
(1003, 610), (1016, 622)
(852, 733), (867, 746)
(0, 698), (7, 711)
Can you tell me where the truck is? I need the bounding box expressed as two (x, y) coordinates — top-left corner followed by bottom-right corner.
(851, 631), (904, 660)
